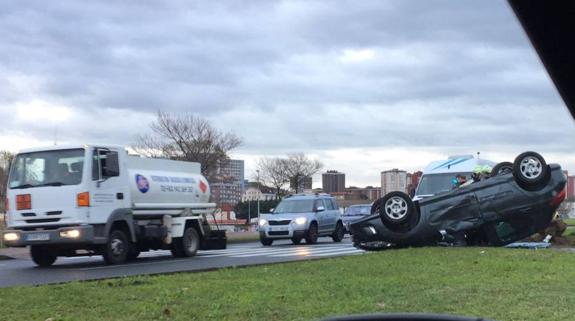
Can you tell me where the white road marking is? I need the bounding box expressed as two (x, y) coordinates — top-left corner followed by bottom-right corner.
(270, 247), (362, 257)
(310, 249), (364, 257)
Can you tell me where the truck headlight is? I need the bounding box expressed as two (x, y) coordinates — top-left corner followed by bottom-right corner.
(60, 229), (81, 239)
(3, 232), (20, 242)
(294, 217), (307, 225)
(259, 219), (268, 227)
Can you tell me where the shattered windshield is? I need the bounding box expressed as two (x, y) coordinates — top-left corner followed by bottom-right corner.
(9, 149), (84, 189)
(416, 173), (471, 196)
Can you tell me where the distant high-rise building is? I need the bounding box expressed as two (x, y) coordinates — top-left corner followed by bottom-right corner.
(210, 159), (245, 209)
(322, 170), (345, 194)
(381, 169), (408, 195)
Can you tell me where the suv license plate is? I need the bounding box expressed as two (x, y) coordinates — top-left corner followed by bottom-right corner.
(27, 233), (50, 241)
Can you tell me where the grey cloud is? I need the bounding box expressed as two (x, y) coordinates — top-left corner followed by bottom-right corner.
(0, 0), (574, 178)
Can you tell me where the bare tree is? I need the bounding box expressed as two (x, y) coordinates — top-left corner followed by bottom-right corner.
(134, 111), (242, 180)
(256, 157), (290, 198)
(0, 151), (14, 213)
(284, 153), (322, 193)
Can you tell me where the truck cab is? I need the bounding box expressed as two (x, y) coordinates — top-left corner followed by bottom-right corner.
(3, 144), (225, 266)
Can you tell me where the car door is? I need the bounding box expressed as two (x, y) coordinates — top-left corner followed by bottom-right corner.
(325, 198), (338, 232)
(314, 199), (327, 233)
(89, 147), (130, 224)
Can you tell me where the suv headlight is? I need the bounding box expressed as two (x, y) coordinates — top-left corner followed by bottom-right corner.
(259, 219), (268, 227)
(294, 217), (307, 225)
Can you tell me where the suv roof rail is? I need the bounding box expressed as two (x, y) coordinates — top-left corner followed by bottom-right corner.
(286, 192), (332, 198)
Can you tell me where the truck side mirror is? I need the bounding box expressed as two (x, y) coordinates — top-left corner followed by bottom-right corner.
(102, 152), (120, 178)
(316, 206), (325, 212)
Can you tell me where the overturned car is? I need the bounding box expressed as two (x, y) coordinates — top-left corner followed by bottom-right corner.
(351, 152), (567, 250)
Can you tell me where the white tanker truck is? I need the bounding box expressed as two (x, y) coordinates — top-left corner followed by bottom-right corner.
(2, 144), (226, 266)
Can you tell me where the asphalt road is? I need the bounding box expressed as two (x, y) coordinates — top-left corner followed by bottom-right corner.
(0, 237), (364, 288)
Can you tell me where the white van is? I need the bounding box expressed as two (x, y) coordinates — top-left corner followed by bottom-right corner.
(413, 155), (496, 201)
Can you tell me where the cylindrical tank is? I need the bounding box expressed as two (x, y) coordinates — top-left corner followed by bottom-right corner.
(127, 157), (212, 214)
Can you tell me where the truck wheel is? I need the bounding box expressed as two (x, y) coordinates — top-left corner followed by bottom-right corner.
(171, 227), (200, 258)
(103, 229), (130, 265)
(30, 245), (57, 267)
(513, 151), (549, 189)
(305, 223), (319, 244)
(379, 191), (414, 226)
(332, 221), (344, 242)
(127, 247), (141, 261)
(260, 238), (273, 246)
(491, 162), (513, 177)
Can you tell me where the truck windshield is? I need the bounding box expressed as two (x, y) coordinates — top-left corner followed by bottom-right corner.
(273, 199), (314, 214)
(416, 172), (471, 196)
(9, 149), (85, 189)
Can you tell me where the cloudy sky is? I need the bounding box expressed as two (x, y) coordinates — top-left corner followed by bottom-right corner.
(1, 0), (574, 187)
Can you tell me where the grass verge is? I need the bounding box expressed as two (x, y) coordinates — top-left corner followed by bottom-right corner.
(1, 247), (575, 321)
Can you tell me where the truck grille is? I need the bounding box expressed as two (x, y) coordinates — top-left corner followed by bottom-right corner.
(25, 218), (61, 224)
(269, 220), (291, 225)
(269, 231), (289, 236)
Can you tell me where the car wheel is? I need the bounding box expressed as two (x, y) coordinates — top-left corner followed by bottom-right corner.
(30, 245), (57, 267)
(379, 191), (414, 225)
(513, 151), (549, 189)
(371, 198), (385, 215)
(291, 237), (302, 245)
(171, 227), (200, 258)
(305, 223), (319, 244)
(103, 229), (130, 265)
(491, 161), (513, 177)
(260, 238), (273, 246)
(332, 221), (344, 242)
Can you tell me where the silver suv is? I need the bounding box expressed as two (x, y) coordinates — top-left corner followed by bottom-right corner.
(258, 193), (344, 246)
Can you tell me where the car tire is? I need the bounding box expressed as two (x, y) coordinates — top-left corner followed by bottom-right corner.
(332, 221), (344, 242)
(378, 191), (415, 226)
(291, 237), (302, 245)
(371, 198), (385, 215)
(491, 161), (513, 177)
(260, 238), (273, 246)
(30, 245), (57, 267)
(103, 229), (130, 265)
(171, 227), (200, 258)
(305, 223), (319, 244)
(513, 151), (549, 189)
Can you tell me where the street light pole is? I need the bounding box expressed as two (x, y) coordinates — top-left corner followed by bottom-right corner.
(256, 170), (261, 220)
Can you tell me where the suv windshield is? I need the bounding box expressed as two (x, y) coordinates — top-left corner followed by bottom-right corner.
(416, 173), (471, 196)
(9, 149), (85, 189)
(273, 199), (315, 214)
(344, 206), (371, 216)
